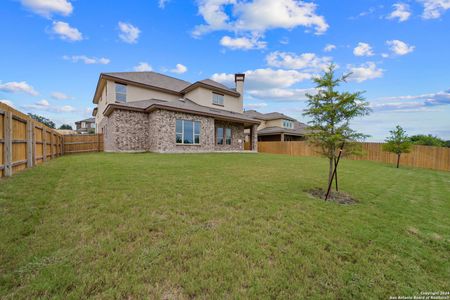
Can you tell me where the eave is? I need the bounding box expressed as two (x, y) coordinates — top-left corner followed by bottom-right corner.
(181, 82), (240, 97)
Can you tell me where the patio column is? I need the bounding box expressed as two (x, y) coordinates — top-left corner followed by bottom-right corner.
(251, 124), (258, 152)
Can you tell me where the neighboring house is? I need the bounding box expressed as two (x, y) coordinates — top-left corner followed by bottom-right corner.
(92, 72), (259, 153)
(244, 110), (308, 142)
(75, 118), (96, 134)
(56, 129), (77, 135)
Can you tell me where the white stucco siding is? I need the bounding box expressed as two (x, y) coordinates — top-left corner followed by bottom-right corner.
(265, 119), (284, 128)
(122, 84), (180, 103)
(184, 87), (243, 113)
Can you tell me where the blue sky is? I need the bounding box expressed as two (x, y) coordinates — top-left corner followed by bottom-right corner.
(1, 0), (449, 141)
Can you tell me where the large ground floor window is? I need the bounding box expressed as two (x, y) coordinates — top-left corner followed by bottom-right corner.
(176, 119), (200, 144)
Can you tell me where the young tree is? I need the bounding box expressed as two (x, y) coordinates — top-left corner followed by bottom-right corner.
(383, 125), (412, 168)
(59, 124), (73, 130)
(28, 113), (55, 129)
(303, 64), (371, 193)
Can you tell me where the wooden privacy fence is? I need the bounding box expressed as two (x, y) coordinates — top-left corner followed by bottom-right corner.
(63, 134), (104, 154)
(0, 103), (63, 178)
(258, 141), (450, 172)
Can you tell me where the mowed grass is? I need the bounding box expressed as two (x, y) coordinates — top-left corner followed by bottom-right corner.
(0, 153), (449, 299)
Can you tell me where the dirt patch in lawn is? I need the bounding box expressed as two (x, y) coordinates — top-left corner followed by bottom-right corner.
(306, 188), (358, 205)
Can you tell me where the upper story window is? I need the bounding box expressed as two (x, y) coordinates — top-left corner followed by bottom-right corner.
(283, 120), (293, 129)
(81, 122), (86, 128)
(115, 83), (127, 102)
(212, 93), (224, 106)
(176, 119), (200, 145)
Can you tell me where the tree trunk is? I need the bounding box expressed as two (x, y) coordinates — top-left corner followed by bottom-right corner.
(328, 157), (334, 189)
(396, 154), (401, 168)
(334, 157), (338, 191)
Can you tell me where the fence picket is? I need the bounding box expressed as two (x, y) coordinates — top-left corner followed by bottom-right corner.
(258, 141), (450, 172)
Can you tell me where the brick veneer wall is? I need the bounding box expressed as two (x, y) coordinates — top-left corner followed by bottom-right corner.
(102, 109), (149, 152)
(149, 109), (216, 153)
(214, 120), (245, 151)
(102, 108), (248, 153)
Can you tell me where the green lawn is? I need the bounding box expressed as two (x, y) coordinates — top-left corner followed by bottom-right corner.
(1, 153), (449, 299)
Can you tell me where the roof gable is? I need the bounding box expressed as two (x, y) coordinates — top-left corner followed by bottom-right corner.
(103, 71), (191, 93)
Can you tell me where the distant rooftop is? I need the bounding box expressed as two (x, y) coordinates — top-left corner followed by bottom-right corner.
(244, 110), (297, 121)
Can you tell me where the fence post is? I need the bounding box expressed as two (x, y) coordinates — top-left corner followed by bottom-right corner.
(51, 133), (55, 159)
(4, 111), (12, 177)
(42, 129), (47, 162)
(26, 119), (33, 168)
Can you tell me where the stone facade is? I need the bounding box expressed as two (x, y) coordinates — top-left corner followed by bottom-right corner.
(149, 109), (215, 153)
(101, 108), (251, 153)
(101, 109), (149, 152)
(214, 120), (245, 151)
(251, 124), (258, 152)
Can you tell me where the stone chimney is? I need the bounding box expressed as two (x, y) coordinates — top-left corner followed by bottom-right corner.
(235, 73), (245, 112)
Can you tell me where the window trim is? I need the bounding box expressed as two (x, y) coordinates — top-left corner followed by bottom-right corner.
(212, 92), (224, 106)
(115, 82), (127, 102)
(283, 120), (293, 129)
(225, 127), (232, 145)
(216, 126), (232, 145)
(176, 119), (201, 145)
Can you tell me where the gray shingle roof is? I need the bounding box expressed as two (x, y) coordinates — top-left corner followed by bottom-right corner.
(243, 109), (308, 136)
(103, 98), (259, 124)
(198, 79), (236, 93)
(103, 72), (192, 93)
(244, 110), (296, 121)
(258, 122), (308, 136)
(75, 117), (95, 124)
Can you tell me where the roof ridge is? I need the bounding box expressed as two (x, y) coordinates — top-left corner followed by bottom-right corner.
(103, 71), (191, 85)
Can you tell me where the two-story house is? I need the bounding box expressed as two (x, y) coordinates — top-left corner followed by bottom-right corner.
(92, 72), (259, 153)
(243, 110), (308, 142)
(75, 117), (96, 134)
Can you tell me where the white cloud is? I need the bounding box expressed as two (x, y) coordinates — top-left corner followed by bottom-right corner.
(51, 91), (71, 100)
(212, 66), (323, 102)
(63, 55), (110, 64)
(323, 44), (336, 52)
(244, 102), (268, 109)
(21, 0), (73, 18)
(387, 3), (412, 22)
(371, 89), (450, 111)
(159, 0), (170, 8)
(279, 37), (289, 45)
(266, 51), (332, 71)
(220, 35), (267, 50)
(170, 64), (188, 74)
(37, 99), (49, 107)
(349, 5), (383, 19)
(193, 0), (328, 37)
(353, 42), (374, 57)
(212, 68), (312, 90)
(118, 22), (140, 44)
(419, 0), (450, 19)
(0, 81), (39, 96)
(386, 40), (415, 55)
(247, 88), (316, 102)
(23, 100), (76, 113)
(51, 21), (83, 41)
(59, 105), (76, 112)
(0, 99), (15, 108)
(133, 62), (153, 71)
(348, 62), (384, 82)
